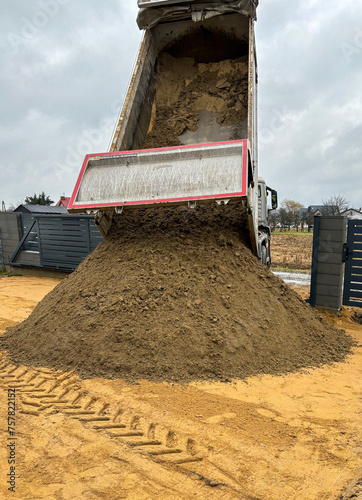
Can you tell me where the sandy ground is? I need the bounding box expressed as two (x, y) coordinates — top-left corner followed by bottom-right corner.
(0, 276), (361, 500)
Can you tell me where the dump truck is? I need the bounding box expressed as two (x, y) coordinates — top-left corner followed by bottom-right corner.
(68, 0), (278, 265)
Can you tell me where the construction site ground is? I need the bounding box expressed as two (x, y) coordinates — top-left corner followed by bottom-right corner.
(271, 231), (313, 271)
(0, 276), (361, 499)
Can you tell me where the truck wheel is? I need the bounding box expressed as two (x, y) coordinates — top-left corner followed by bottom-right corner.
(267, 244), (272, 267)
(261, 245), (267, 265)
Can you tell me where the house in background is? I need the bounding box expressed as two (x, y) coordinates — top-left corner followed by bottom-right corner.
(299, 206), (325, 231)
(299, 205), (362, 231)
(341, 208), (362, 220)
(56, 196), (71, 208)
(304, 205), (324, 216)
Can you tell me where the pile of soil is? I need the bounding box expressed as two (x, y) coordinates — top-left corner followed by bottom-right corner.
(0, 203), (355, 382)
(143, 52), (248, 149)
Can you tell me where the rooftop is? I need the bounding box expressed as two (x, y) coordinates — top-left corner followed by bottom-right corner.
(14, 204), (68, 214)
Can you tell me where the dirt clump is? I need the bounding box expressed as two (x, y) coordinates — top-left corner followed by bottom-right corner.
(352, 311), (362, 324)
(0, 203), (355, 383)
(143, 52), (248, 149)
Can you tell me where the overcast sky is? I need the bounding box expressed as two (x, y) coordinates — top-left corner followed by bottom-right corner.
(1, 0), (361, 209)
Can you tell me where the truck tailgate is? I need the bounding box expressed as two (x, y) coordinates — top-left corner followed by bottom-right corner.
(68, 140), (248, 212)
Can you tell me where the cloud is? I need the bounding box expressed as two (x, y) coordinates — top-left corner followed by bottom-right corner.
(0, 0), (142, 206)
(257, 0), (362, 207)
(0, 0), (361, 209)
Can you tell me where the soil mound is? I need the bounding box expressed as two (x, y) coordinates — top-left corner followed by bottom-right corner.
(0, 203), (355, 382)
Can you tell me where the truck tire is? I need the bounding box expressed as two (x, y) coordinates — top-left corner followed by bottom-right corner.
(261, 245), (267, 265)
(267, 244), (272, 267)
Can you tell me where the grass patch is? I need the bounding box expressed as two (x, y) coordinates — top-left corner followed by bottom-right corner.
(0, 269), (21, 277)
(271, 231), (313, 236)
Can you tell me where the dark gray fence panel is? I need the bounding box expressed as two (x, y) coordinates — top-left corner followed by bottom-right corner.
(89, 220), (104, 251)
(310, 216), (346, 311)
(343, 220), (362, 308)
(1, 213), (103, 271)
(0, 229), (4, 268)
(37, 215), (103, 271)
(20, 214), (39, 251)
(0, 213), (22, 266)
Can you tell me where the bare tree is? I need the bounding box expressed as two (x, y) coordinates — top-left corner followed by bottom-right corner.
(321, 195), (349, 216)
(300, 209), (314, 232)
(268, 210), (279, 231)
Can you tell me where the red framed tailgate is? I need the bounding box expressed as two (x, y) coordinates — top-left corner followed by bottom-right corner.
(68, 140), (248, 212)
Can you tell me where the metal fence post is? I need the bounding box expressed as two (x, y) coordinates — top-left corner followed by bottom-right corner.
(309, 216), (346, 312)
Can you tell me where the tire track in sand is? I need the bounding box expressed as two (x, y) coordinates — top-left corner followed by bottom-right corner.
(0, 353), (249, 497)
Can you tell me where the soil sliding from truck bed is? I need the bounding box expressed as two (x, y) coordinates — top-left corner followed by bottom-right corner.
(0, 203), (355, 383)
(143, 52), (248, 149)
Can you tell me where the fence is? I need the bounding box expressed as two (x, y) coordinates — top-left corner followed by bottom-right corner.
(310, 216), (346, 310)
(0, 229), (4, 268)
(310, 216), (362, 311)
(20, 213), (40, 252)
(0, 213), (23, 268)
(0, 213), (103, 272)
(36, 215), (103, 271)
(342, 219), (362, 307)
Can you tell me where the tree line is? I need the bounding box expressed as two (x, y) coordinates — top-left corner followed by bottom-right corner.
(1, 192), (54, 212)
(269, 195), (349, 231)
